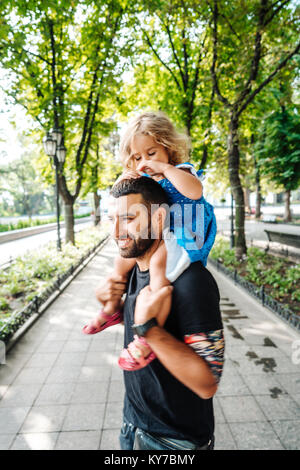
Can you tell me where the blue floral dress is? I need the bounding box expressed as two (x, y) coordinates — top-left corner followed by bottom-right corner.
(156, 162), (217, 267)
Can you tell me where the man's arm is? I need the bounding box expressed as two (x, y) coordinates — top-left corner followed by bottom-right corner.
(134, 285), (221, 400)
(145, 325), (218, 399)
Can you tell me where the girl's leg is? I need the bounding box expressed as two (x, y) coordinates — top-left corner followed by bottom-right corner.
(103, 256), (136, 315)
(126, 241), (171, 361)
(83, 256), (136, 334)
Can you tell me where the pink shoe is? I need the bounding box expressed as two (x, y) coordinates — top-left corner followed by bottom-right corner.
(118, 335), (156, 371)
(82, 309), (123, 335)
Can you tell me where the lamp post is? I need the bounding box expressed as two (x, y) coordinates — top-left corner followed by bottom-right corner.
(43, 128), (66, 251)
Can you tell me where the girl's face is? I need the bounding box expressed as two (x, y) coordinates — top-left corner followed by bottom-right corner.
(130, 134), (169, 171)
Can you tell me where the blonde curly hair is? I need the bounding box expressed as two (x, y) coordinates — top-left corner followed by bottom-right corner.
(119, 111), (190, 169)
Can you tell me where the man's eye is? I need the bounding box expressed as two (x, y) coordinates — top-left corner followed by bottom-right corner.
(148, 152), (155, 156)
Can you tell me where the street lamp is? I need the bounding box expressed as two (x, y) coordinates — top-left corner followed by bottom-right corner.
(43, 128), (66, 251)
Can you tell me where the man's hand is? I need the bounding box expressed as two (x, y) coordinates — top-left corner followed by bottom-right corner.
(134, 285), (173, 325)
(95, 275), (127, 305)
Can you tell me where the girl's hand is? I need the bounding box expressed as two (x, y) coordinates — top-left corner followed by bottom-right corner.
(136, 160), (170, 177)
(114, 170), (141, 185)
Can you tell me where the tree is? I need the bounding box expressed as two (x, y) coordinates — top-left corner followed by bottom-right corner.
(0, 148), (54, 217)
(0, 0), (131, 244)
(209, 0), (300, 257)
(255, 104), (300, 221)
(119, 0), (215, 168)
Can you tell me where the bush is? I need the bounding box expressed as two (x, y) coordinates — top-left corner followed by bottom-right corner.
(0, 224), (109, 332)
(210, 235), (300, 315)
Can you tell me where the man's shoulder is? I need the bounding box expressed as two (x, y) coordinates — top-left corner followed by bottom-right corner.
(173, 261), (220, 300)
(174, 261), (215, 285)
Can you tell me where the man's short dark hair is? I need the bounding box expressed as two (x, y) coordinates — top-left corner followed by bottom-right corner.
(110, 177), (169, 207)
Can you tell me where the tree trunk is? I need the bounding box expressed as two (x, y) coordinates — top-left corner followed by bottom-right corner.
(284, 189), (291, 222)
(64, 202), (75, 245)
(253, 151), (262, 219)
(93, 192), (101, 226)
(228, 112), (247, 259)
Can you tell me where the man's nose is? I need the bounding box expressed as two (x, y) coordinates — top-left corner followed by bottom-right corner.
(111, 218), (120, 239)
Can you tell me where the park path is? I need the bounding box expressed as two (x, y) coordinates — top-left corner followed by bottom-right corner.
(0, 238), (299, 450)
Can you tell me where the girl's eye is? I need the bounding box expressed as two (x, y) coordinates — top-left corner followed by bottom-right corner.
(135, 156), (141, 161)
(148, 152), (155, 156)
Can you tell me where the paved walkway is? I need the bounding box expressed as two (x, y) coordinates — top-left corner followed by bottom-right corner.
(0, 238), (299, 450)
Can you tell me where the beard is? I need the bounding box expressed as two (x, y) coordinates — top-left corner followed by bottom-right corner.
(117, 224), (155, 258)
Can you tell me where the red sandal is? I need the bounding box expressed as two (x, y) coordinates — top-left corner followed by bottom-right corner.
(118, 335), (156, 371)
(82, 309), (123, 335)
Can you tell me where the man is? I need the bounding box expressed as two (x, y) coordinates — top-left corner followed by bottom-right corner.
(96, 177), (224, 450)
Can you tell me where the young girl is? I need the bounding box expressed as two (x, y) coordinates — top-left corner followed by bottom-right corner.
(83, 111), (217, 371)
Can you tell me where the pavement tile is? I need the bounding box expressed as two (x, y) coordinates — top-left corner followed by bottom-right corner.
(241, 373), (286, 396)
(214, 423), (237, 450)
(89, 339), (119, 353)
(35, 383), (76, 406)
(216, 371), (250, 397)
(100, 429), (120, 450)
(0, 407), (30, 434)
(111, 364), (124, 381)
(45, 365), (81, 384)
(20, 405), (68, 433)
(103, 402), (123, 429)
(61, 340), (91, 354)
(25, 353), (59, 368)
(0, 434), (15, 450)
(0, 383), (43, 408)
(78, 366), (111, 383)
(255, 394), (300, 421)
(229, 422), (284, 450)
(54, 352), (86, 367)
(292, 394), (300, 406)
(10, 432), (58, 450)
(62, 404), (105, 432)
(0, 355), (32, 385)
(13, 367), (51, 385)
(218, 396), (267, 423)
(107, 380), (125, 403)
(35, 340), (65, 354)
(232, 355), (278, 375)
(41, 331), (71, 342)
(71, 381), (109, 404)
(270, 420), (300, 450)
(213, 397), (226, 424)
(84, 350), (118, 367)
(0, 385), (8, 400)
(275, 373), (300, 395)
(55, 431), (101, 450)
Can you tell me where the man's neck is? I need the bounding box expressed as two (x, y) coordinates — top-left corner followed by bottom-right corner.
(136, 238), (161, 272)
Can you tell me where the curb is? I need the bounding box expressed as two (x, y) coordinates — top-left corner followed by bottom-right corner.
(4, 235), (110, 354)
